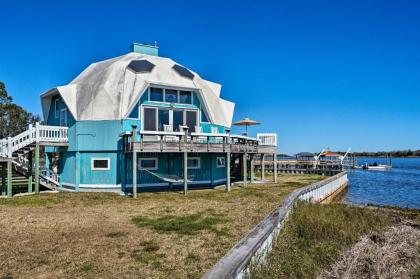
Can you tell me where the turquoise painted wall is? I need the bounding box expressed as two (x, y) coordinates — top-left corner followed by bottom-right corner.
(79, 152), (119, 185)
(60, 151), (76, 185)
(74, 120), (123, 151)
(124, 153), (226, 189)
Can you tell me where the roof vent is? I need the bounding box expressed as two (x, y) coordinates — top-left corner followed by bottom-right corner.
(131, 42), (159, 56)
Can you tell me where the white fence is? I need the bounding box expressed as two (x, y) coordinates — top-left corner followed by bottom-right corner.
(257, 133), (277, 147)
(0, 123), (69, 158)
(203, 172), (348, 279)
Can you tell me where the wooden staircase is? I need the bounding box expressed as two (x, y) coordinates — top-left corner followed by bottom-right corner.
(0, 123), (69, 197)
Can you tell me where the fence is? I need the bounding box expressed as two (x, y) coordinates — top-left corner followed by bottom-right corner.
(203, 172), (348, 279)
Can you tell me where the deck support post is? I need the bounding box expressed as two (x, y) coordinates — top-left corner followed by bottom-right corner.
(1, 162), (6, 196)
(182, 126), (189, 195)
(243, 153), (247, 186)
(132, 125), (138, 198)
(261, 154), (265, 181)
(34, 143), (40, 194)
(225, 129), (231, 192)
(273, 153), (277, 183)
(7, 160), (12, 197)
(28, 150), (33, 193)
(250, 154), (254, 183)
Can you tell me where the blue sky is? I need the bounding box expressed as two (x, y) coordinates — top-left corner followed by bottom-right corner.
(0, 0), (419, 154)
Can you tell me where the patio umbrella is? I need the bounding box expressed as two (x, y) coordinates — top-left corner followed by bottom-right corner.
(233, 117), (260, 135)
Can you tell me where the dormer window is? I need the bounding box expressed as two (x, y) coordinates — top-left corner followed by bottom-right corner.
(148, 87), (193, 105)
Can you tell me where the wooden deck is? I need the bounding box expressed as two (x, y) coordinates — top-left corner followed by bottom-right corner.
(129, 139), (276, 154)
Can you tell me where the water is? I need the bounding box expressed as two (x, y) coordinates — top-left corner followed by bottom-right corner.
(346, 157), (420, 208)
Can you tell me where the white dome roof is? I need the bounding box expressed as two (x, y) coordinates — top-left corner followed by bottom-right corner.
(41, 52), (235, 127)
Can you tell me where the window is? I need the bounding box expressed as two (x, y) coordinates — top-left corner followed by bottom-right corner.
(54, 99), (60, 118)
(150, 87), (163, 102)
(60, 109), (67, 126)
(91, 158), (110, 170)
(144, 107), (157, 131)
(165, 89), (178, 103)
(217, 157), (226, 168)
(139, 158), (158, 170)
(179, 91), (192, 104)
(187, 157), (200, 169)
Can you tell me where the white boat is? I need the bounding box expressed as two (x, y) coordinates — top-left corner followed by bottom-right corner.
(362, 163), (392, 170)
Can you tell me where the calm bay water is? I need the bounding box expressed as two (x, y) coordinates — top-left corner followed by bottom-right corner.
(346, 157), (420, 208)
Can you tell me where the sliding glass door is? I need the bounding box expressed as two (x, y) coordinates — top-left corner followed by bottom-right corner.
(186, 111), (197, 132)
(173, 110), (184, 132)
(142, 107), (198, 132)
(143, 108), (156, 131)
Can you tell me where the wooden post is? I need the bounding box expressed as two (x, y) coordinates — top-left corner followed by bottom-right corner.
(226, 129), (231, 192)
(28, 150), (33, 193)
(7, 160), (12, 198)
(261, 154), (265, 181)
(1, 162), (6, 196)
(34, 122), (40, 194)
(182, 126), (189, 195)
(243, 153), (247, 186)
(34, 143), (40, 194)
(132, 125), (138, 198)
(273, 153), (278, 183)
(250, 154), (254, 183)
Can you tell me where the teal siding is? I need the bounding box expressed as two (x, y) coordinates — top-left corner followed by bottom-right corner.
(75, 121), (122, 151)
(60, 151), (76, 185)
(47, 95), (75, 127)
(80, 152), (119, 185)
(124, 153), (226, 190)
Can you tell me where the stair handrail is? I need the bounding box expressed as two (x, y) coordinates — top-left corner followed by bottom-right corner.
(0, 123), (69, 158)
(40, 169), (60, 187)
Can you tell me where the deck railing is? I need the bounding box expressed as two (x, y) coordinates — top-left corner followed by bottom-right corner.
(0, 123), (69, 158)
(125, 130), (274, 154)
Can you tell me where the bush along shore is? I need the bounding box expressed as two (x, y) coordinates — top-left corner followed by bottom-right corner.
(249, 203), (420, 279)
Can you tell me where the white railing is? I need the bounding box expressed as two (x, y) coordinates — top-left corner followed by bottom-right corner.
(0, 123), (69, 158)
(38, 125), (69, 143)
(257, 133), (277, 147)
(40, 169), (60, 187)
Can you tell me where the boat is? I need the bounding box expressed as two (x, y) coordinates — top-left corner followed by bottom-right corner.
(362, 162), (391, 170)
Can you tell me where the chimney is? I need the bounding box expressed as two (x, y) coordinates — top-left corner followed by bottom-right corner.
(131, 42), (159, 56)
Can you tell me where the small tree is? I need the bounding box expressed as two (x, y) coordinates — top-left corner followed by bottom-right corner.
(0, 81), (40, 138)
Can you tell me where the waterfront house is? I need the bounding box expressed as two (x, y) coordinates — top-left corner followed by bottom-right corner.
(20, 43), (276, 194)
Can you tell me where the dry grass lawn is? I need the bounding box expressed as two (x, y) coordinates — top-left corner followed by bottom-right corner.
(0, 174), (323, 279)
